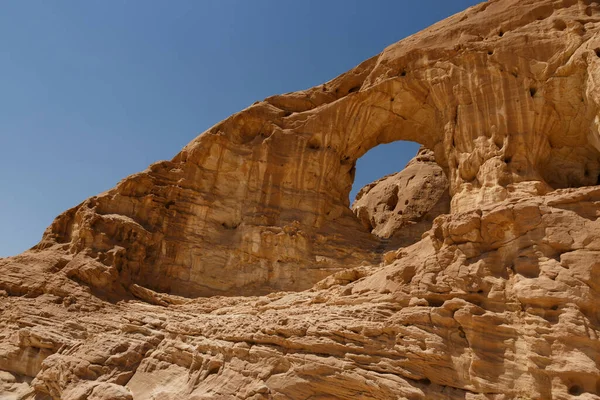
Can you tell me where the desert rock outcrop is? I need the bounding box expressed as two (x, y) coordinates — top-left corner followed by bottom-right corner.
(26, 0), (600, 298)
(2, 0), (600, 399)
(352, 146), (450, 247)
(2, 186), (600, 399)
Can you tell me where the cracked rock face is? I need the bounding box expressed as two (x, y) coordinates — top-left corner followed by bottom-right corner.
(2, 0), (600, 399)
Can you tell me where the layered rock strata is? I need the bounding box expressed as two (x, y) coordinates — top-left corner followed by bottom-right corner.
(1, 0), (600, 398)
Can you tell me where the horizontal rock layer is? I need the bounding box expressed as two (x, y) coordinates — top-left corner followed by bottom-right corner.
(2, 186), (600, 399)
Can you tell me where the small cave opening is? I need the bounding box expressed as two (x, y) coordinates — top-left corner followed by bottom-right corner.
(349, 140), (450, 251)
(538, 143), (600, 189)
(568, 385), (582, 396)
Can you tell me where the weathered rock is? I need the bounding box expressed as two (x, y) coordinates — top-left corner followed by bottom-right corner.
(1, 0), (600, 399)
(2, 187), (600, 399)
(352, 146), (450, 246)
(23, 0), (600, 298)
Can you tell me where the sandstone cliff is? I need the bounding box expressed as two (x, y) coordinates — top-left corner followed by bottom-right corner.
(2, 0), (600, 399)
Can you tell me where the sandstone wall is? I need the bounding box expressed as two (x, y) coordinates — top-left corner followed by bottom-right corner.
(2, 1), (600, 398)
(29, 0), (600, 298)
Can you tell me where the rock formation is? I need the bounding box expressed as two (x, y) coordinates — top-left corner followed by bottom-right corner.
(2, 0), (600, 398)
(352, 146), (450, 247)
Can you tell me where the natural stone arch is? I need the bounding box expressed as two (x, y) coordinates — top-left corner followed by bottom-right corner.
(37, 0), (600, 298)
(351, 145), (451, 249)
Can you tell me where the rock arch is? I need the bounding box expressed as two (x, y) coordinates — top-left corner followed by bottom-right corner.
(37, 0), (600, 297)
(352, 146), (451, 249)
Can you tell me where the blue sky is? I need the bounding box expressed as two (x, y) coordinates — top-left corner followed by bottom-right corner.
(0, 0), (481, 257)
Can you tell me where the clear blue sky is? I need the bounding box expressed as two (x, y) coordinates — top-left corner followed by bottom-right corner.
(0, 0), (481, 257)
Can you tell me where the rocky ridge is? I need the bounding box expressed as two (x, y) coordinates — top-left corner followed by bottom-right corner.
(1, 0), (600, 398)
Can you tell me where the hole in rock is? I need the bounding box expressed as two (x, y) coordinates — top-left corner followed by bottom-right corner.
(385, 187), (399, 211)
(569, 385), (583, 396)
(348, 86), (360, 94)
(206, 364), (221, 376)
(428, 298), (445, 307)
(595, 48), (600, 58)
(307, 137), (322, 150)
(349, 141), (419, 203)
(221, 221), (240, 230)
(553, 19), (567, 30)
(529, 87), (537, 97)
(349, 141), (450, 250)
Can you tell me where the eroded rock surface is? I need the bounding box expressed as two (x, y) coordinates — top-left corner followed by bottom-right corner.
(22, 0), (600, 298)
(352, 147), (450, 247)
(2, 187), (600, 399)
(2, 0), (600, 399)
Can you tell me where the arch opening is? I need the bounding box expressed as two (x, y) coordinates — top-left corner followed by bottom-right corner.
(347, 141), (451, 249)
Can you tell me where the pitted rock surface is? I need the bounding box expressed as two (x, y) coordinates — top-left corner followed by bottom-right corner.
(1, 1), (600, 399)
(352, 146), (450, 247)
(25, 0), (600, 298)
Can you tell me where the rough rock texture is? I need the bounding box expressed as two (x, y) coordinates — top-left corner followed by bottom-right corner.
(2, 187), (600, 399)
(2, 0), (600, 399)
(23, 0), (600, 298)
(17, 0), (600, 299)
(352, 146), (450, 247)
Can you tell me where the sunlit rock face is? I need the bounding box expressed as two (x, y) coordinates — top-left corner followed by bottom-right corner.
(2, 1), (600, 398)
(32, 0), (600, 298)
(352, 147), (451, 247)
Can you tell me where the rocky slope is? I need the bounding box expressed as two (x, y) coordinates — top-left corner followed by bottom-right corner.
(2, 0), (600, 398)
